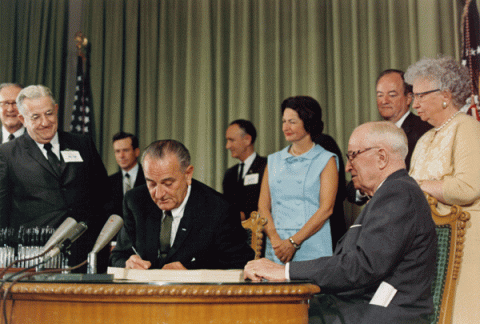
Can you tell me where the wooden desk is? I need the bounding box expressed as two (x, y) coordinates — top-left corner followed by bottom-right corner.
(1, 281), (320, 324)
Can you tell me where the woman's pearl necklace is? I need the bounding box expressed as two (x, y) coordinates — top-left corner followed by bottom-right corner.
(435, 111), (461, 132)
(290, 142), (315, 156)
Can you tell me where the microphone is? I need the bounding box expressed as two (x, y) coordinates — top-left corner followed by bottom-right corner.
(91, 215), (124, 254)
(87, 215), (124, 274)
(44, 222), (88, 261)
(41, 217), (78, 254)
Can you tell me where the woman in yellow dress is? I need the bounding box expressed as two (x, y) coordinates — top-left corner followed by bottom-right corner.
(405, 56), (480, 323)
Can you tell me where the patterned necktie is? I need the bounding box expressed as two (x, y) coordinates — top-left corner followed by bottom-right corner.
(44, 143), (61, 176)
(159, 210), (173, 260)
(124, 173), (132, 194)
(238, 163), (244, 183)
(7, 134), (14, 141)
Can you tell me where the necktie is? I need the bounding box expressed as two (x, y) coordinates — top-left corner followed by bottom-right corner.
(124, 173), (132, 194)
(238, 163), (244, 183)
(159, 210), (173, 260)
(7, 134), (14, 141)
(44, 143), (61, 176)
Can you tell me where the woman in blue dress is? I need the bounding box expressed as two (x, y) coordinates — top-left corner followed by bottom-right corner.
(260, 96), (339, 264)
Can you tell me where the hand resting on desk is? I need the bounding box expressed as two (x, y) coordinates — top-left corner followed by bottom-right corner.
(244, 258), (287, 281)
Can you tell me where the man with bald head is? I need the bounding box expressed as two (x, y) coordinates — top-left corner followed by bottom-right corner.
(244, 122), (437, 323)
(0, 83), (25, 143)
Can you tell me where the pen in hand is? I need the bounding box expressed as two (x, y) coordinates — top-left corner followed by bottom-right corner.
(132, 246), (140, 256)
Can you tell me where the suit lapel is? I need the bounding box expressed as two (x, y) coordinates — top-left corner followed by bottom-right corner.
(401, 113), (414, 136)
(59, 132), (89, 181)
(21, 133), (59, 178)
(247, 155), (264, 175)
(145, 199), (162, 261)
(167, 183), (199, 257)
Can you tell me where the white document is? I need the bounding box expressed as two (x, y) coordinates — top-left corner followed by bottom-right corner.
(244, 173), (259, 186)
(107, 267), (244, 283)
(61, 150), (83, 162)
(369, 281), (397, 307)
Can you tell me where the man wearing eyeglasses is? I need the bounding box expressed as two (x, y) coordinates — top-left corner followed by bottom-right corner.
(0, 85), (111, 271)
(347, 70), (432, 205)
(244, 121), (437, 323)
(0, 83), (25, 143)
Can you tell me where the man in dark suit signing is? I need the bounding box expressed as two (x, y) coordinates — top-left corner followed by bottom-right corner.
(0, 85), (110, 269)
(223, 119), (266, 221)
(346, 69), (432, 204)
(244, 121), (437, 323)
(108, 131), (146, 217)
(111, 139), (254, 270)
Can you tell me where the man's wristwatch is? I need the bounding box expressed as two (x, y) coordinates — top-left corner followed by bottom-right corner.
(289, 237), (301, 250)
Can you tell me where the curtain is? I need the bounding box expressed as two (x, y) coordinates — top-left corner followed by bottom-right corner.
(0, 0), (466, 221)
(0, 0), (69, 128)
(82, 0), (461, 188)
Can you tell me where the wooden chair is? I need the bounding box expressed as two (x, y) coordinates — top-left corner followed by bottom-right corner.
(241, 211), (267, 260)
(426, 193), (470, 324)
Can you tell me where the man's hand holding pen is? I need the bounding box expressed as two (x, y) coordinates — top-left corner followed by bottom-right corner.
(125, 254), (152, 270)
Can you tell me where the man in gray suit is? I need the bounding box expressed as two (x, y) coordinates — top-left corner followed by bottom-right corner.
(0, 83), (25, 143)
(244, 121), (437, 323)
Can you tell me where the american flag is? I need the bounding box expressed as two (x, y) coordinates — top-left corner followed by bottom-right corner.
(70, 51), (94, 135)
(462, 0), (480, 120)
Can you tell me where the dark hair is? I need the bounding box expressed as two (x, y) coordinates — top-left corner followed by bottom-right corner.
(281, 96), (324, 140)
(112, 131), (139, 149)
(376, 69), (412, 95)
(141, 139), (191, 171)
(229, 119), (257, 144)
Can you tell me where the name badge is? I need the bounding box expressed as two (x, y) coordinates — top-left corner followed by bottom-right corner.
(61, 150), (83, 163)
(244, 173), (259, 186)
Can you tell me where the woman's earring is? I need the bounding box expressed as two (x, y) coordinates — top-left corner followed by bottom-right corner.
(442, 102), (447, 108)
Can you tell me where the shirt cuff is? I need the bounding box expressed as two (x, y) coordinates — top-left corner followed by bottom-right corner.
(285, 262), (290, 280)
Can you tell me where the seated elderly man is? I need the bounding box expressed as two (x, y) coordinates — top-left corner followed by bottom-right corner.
(244, 121), (437, 323)
(111, 139), (254, 270)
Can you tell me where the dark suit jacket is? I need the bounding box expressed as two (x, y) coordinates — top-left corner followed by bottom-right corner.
(222, 154), (267, 219)
(0, 131), (110, 268)
(401, 112), (432, 170)
(291, 170), (437, 323)
(346, 112), (432, 205)
(111, 179), (255, 269)
(108, 164), (146, 216)
(0, 126), (25, 144)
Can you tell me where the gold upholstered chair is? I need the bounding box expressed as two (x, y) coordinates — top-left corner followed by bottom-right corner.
(426, 193), (470, 324)
(241, 211), (267, 260)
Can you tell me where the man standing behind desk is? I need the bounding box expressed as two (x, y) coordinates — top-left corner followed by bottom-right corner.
(0, 85), (110, 269)
(244, 122), (437, 323)
(108, 131), (146, 217)
(0, 83), (25, 143)
(223, 120), (266, 221)
(111, 139), (254, 270)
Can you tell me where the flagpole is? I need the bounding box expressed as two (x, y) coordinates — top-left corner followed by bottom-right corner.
(70, 32), (94, 137)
